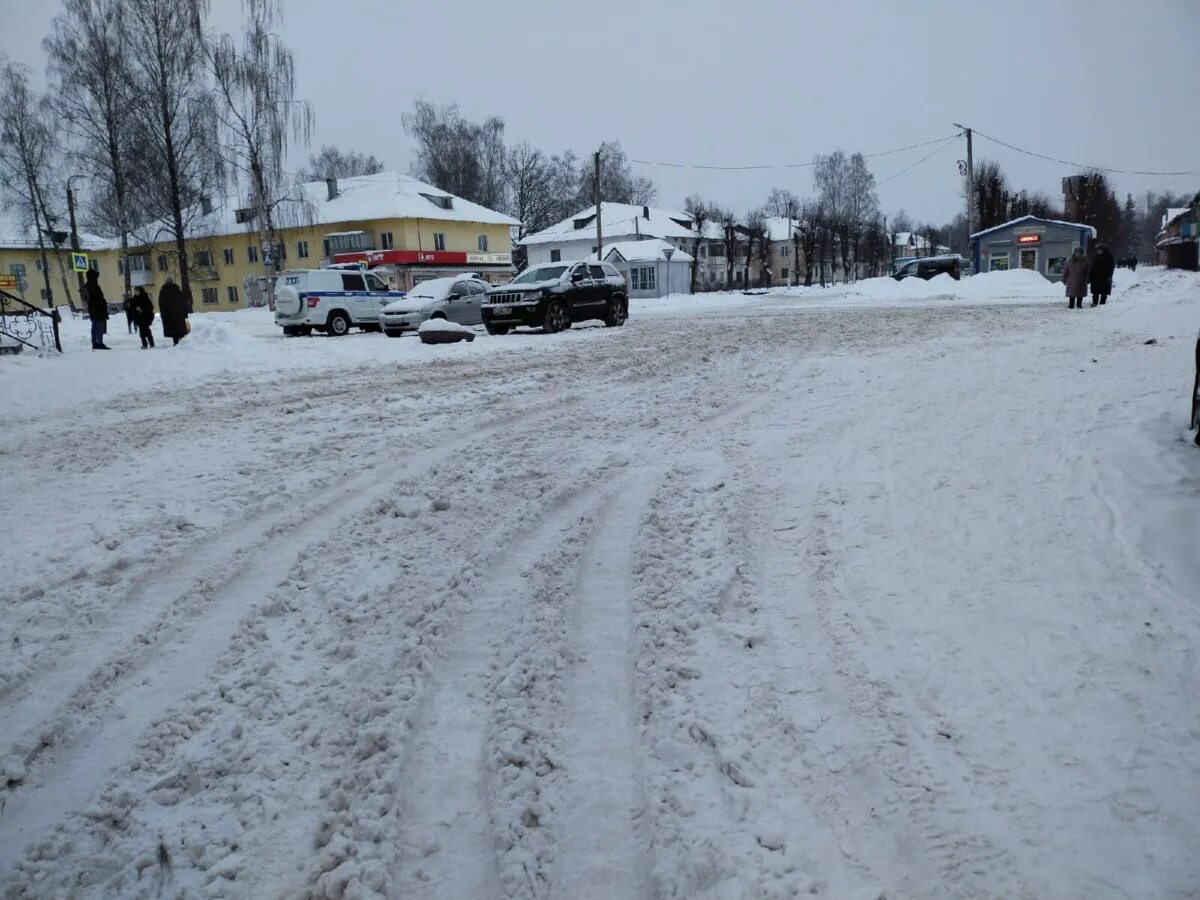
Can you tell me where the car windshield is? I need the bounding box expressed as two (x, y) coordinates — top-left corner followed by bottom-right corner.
(406, 280), (452, 299)
(512, 265), (567, 284)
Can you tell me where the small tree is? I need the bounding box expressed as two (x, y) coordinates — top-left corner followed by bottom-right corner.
(744, 209), (768, 287)
(403, 100), (507, 210)
(0, 58), (61, 308)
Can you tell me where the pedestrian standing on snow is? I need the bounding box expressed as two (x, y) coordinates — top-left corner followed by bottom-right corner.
(1090, 244), (1116, 306)
(123, 294), (136, 333)
(1063, 246), (1090, 310)
(85, 268), (111, 349)
(132, 285), (155, 348)
(158, 277), (188, 346)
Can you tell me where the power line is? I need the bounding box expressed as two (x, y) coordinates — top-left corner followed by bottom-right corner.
(628, 134), (962, 171)
(876, 137), (959, 187)
(971, 128), (1200, 177)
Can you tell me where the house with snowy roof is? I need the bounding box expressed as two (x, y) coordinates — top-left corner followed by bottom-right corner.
(520, 203), (701, 269)
(970, 215), (1095, 282)
(1156, 205), (1197, 270)
(587, 238), (694, 298)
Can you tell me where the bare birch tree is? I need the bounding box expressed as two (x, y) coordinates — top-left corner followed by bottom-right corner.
(44, 0), (136, 298)
(0, 58), (62, 308)
(684, 195), (713, 293)
(300, 145), (384, 181)
(126, 0), (217, 301)
(201, 0), (313, 302)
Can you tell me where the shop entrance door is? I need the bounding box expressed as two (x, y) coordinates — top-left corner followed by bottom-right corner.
(1019, 248), (1038, 271)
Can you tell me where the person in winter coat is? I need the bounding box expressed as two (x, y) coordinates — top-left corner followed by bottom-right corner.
(1090, 243), (1116, 306)
(131, 285), (155, 348)
(158, 277), (189, 346)
(84, 268), (110, 349)
(1063, 246), (1090, 309)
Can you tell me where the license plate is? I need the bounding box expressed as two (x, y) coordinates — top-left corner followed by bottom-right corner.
(493, 306), (512, 315)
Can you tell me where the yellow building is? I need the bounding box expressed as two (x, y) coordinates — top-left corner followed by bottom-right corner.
(0, 209), (123, 312)
(117, 171), (519, 311)
(3, 172), (518, 315)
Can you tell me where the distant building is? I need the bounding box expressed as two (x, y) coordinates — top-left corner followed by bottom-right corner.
(520, 203), (698, 268)
(589, 239), (694, 298)
(970, 216), (1095, 282)
(1156, 205), (1198, 270)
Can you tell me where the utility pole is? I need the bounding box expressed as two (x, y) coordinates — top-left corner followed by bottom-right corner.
(594, 149), (603, 260)
(66, 176), (85, 301)
(953, 123), (974, 249)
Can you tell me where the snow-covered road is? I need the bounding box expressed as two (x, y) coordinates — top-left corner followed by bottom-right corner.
(2, 270), (1198, 898)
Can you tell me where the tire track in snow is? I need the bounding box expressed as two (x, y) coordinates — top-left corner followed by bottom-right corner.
(0, 401), (574, 872)
(557, 470), (658, 899)
(393, 478), (613, 899)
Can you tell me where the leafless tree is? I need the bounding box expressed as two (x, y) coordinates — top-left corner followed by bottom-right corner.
(44, 0), (137, 297)
(126, 0), (219, 301)
(745, 208), (768, 288)
(0, 58), (64, 308)
(712, 206), (737, 289)
(506, 142), (578, 241)
(799, 201), (824, 287)
(578, 141), (656, 208)
(403, 100), (508, 211)
(684, 194), (715, 293)
(300, 145), (384, 181)
(845, 153), (878, 281)
(201, 0), (313, 299)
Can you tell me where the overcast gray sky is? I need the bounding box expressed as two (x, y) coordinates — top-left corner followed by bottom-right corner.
(3, 0), (1198, 224)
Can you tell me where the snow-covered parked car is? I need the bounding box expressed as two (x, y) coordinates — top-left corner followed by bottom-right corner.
(481, 261), (627, 335)
(417, 317), (476, 344)
(378, 276), (489, 337)
(273, 268), (406, 336)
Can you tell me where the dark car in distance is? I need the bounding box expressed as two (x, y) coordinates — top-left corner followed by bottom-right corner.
(482, 261), (628, 334)
(893, 255), (962, 281)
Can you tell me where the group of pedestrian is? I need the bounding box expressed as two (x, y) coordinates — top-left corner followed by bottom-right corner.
(1063, 243), (1116, 310)
(84, 272), (191, 350)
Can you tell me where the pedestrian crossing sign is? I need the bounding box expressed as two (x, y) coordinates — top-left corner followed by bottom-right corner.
(71, 252), (89, 272)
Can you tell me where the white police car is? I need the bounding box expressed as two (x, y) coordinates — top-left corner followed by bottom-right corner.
(273, 268), (407, 336)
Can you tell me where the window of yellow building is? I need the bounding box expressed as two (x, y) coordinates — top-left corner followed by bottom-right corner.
(201, 287), (218, 305)
(297, 240), (309, 259)
(223, 248), (234, 265)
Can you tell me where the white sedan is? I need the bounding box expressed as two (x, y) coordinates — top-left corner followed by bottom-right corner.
(379, 277), (489, 336)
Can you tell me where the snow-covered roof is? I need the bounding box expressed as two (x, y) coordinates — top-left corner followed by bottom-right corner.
(520, 203), (697, 246)
(970, 215), (1097, 240)
(1161, 207), (1191, 229)
(142, 171), (518, 244)
(764, 216), (798, 242)
(0, 205), (112, 250)
(589, 238), (694, 264)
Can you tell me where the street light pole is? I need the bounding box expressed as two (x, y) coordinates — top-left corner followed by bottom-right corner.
(952, 123), (974, 252)
(66, 175), (85, 301)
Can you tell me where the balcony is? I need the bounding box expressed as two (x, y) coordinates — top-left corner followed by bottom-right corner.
(188, 266), (219, 282)
(130, 269), (155, 287)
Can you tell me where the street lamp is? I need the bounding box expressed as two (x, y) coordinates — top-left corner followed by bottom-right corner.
(66, 175), (87, 299)
(662, 246), (674, 298)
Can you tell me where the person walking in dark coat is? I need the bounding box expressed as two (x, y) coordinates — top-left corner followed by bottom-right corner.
(131, 285), (155, 348)
(158, 277), (189, 346)
(1090, 244), (1116, 306)
(1063, 247), (1090, 309)
(84, 269), (111, 349)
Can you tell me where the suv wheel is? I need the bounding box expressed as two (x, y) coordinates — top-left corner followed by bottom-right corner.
(327, 311), (351, 336)
(543, 300), (567, 334)
(485, 323), (509, 336)
(604, 297), (628, 328)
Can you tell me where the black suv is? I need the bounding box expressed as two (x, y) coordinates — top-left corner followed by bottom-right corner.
(892, 255), (962, 281)
(482, 261), (628, 334)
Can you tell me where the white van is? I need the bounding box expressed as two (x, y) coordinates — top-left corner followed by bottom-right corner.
(273, 268), (407, 336)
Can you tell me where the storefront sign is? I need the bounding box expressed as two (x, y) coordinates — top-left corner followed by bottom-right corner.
(1013, 226), (1045, 236)
(0, 274), (17, 290)
(340, 249), (513, 268)
(1017, 234), (1041, 244)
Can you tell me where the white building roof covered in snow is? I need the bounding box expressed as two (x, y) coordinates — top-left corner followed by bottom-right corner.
(970, 215), (1097, 240)
(1161, 207), (1191, 230)
(589, 238), (694, 264)
(520, 203), (698, 245)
